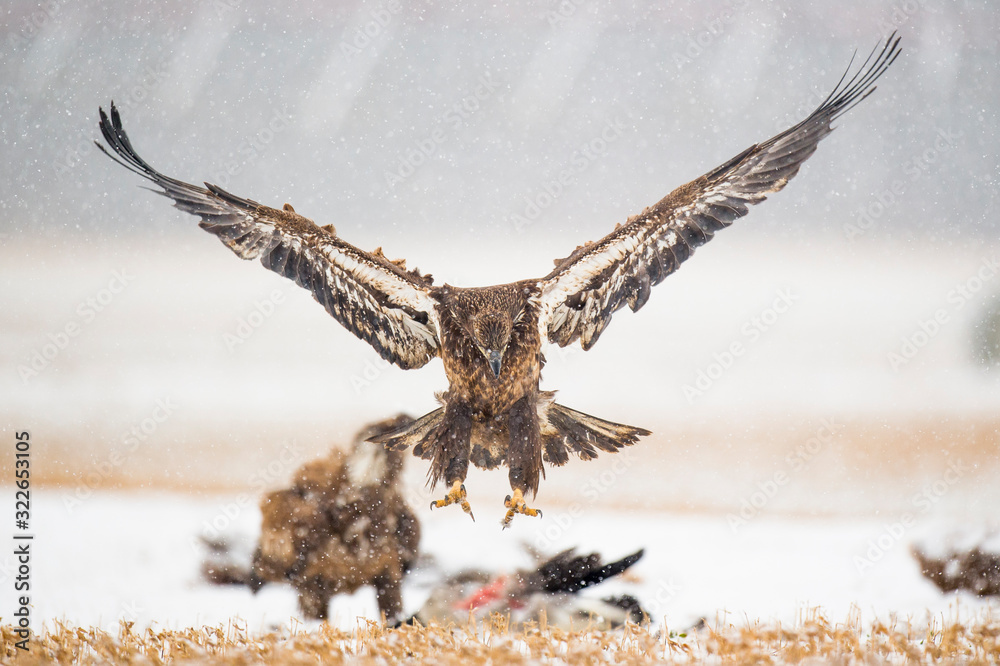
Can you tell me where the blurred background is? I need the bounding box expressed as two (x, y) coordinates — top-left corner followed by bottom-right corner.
(1, 0), (999, 630)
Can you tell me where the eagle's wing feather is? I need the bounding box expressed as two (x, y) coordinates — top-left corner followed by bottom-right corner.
(96, 104), (440, 369)
(535, 34), (900, 350)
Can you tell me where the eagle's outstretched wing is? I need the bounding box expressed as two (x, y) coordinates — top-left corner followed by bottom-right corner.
(96, 103), (440, 369)
(535, 34), (901, 350)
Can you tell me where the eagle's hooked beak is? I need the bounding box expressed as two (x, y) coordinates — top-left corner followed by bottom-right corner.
(488, 349), (502, 379)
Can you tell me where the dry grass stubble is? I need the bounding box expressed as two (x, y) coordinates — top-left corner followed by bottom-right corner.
(3, 609), (999, 664)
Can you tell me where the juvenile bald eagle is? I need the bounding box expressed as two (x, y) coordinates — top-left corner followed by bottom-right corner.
(249, 415), (421, 621)
(97, 35), (900, 527)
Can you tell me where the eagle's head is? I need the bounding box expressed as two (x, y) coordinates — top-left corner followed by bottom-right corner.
(472, 311), (512, 380)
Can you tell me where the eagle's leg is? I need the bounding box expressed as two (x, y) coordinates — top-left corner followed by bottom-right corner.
(429, 401), (475, 521)
(430, 479), (474, 520)
(373, 564), (403, 623)
(502, 395), (544, 529)
(297, 585), (332, 621)
(502, 488), (542, 528)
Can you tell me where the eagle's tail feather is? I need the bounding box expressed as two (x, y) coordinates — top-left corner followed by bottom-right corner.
(542, 402), (650, 465)
(368, 401), (649, 474)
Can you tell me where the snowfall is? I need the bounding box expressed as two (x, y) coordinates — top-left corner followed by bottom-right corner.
(3, 0), (1000, 638)
(5, 236), (1000, 634)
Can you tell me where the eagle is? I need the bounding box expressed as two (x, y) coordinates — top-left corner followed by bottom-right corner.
(911, 536), (1000, 598)
(247, 414), (421, 621)
(97, 35), (900, 527)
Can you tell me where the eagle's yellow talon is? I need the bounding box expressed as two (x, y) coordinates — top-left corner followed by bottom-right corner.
(501, 488), (541, 528)
(432, 480), (475, 521)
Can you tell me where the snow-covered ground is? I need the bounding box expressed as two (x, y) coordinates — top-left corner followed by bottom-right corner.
(3, 238), (1000, 633)
(11, 490), (999, 634)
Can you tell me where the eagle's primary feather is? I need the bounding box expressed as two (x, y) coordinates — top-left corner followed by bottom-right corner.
(96, 113), (440, 370)
(534, 34), (901, 350)
(96, 34), (900, 526)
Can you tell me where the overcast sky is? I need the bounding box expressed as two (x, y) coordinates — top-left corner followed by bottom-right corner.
(1, 0), (996, 265)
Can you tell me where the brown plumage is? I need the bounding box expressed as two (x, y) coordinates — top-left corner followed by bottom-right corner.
(96, 35), (900, 526)
(249, 415), (421, 621)
(911, 541), (1000, 597)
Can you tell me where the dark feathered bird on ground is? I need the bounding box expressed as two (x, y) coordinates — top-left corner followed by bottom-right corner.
(243, 415), (421, 622)
(407, 548), (646, 629)
(97, 35), (900, 527)
(911, 536), (1000, 598)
